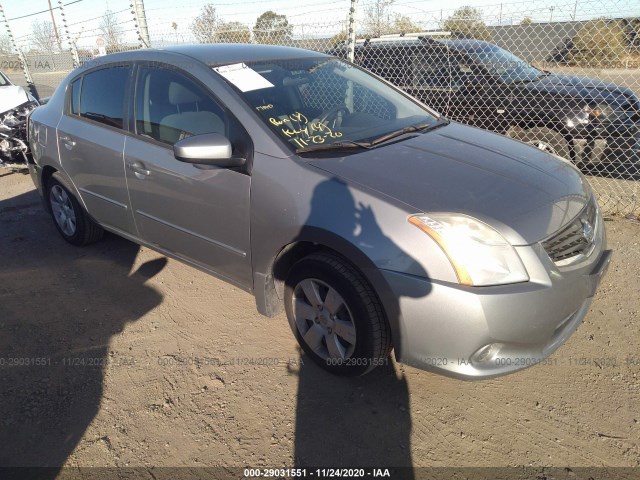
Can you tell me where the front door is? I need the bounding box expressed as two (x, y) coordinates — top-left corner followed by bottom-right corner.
(124, 64), (252, 288)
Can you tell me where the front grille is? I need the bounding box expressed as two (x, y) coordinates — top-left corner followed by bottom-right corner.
(542, 198), (598, 263)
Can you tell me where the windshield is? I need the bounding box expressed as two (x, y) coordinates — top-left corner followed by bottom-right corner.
(214, 57), (439, 152)
(467, 44), (542, 84)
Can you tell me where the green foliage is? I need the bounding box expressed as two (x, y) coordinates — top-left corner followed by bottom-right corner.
(569, 18), (627, 66)
(253, 11), (292, 45)
(442, 6), (494, 42)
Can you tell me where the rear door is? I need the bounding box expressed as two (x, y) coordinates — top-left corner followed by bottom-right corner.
(56, 65), (135, 233)
(124, 63), (252, 288)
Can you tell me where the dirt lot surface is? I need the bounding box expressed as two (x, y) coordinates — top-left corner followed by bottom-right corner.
(0, 168), (639, 477)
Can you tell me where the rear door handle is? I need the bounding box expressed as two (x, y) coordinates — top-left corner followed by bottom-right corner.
(59, 135), (76, 149)
(128, 161), (151, 179)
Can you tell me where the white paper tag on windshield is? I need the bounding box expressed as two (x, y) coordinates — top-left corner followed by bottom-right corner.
(213, 63), (274, 92)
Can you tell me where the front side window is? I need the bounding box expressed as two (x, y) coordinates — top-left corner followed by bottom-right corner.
(134, 66), (227, 146)
(79, 66), (129, 129)
(217, 57), (440, 153)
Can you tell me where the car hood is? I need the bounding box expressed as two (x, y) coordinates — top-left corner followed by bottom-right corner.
(524, 73), (639, 107)
(0, 85), (31, 113)
(308, 122), (592, 245)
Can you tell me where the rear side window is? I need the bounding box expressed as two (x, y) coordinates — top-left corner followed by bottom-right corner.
(79, 66), (130, 129)
(412, 46), (454, 89)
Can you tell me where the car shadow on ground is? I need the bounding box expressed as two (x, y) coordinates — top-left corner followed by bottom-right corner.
(294, 360), (414, 477)
(290, 178), (433, 478)
(0, 188), (165, 476)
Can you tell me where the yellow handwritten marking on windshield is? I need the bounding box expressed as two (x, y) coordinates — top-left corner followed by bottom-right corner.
(282, 127), (310, 138)
(256, 104), (273, 111)
(269, 112), (308, 127)
(269, 111), (343, 147)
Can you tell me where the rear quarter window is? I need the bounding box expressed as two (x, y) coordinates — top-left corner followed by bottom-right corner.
(79, 66), (130, 129)
(69, 78), (81, 115)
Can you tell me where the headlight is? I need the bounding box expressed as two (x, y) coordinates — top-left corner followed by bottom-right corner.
(408, 214), (529, 286)
(584, 104), (614, 119)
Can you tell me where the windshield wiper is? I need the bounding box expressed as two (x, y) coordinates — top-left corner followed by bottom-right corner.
(368, 120), (448, 146)
(296, 140), (372, 153)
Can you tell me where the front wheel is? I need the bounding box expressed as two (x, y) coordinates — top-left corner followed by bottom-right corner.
(284, 252), (392, 376)
(47, 172), (104, 246)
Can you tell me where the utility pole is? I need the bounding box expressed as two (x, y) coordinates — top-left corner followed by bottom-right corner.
(549, 6), (555, 22)
(47, 0), (62, 50)
(131, 0), (151, 48)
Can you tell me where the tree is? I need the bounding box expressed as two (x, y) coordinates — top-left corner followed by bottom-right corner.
(568, 18), (627, 66)
(99, 10), (124, 49)
(520, 16), (533, 26)
(363, 0), (394, 37)
(215, 21), (251, 43)
(0, 34), (12, 55)
(32, 20), (58, 52)
(328, 31), (348, 48)
(442, 6), (494, 42)
(388, 14), (421, 34)
(253, 11), (292, 45)
(191, 4), (218, 44)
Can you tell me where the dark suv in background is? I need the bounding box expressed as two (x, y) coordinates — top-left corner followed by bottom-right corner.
(335, 36), (640, 168)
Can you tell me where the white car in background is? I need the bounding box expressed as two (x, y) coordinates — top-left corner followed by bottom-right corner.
(0, 70), (39, 166)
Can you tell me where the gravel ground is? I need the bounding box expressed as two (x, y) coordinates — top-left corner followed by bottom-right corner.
(0, 168), (639, 478)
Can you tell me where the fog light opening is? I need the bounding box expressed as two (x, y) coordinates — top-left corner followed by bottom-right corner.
(471, 343), (504, 365)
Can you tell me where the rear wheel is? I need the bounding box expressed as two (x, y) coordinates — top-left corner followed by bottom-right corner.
(47, 172), (104, 246)
(284, 252), (391, 376)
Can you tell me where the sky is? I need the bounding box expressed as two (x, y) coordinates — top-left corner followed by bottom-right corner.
(2, 0), (639, 50)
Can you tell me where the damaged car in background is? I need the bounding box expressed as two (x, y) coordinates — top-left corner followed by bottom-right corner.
(0, 70), (40, 168)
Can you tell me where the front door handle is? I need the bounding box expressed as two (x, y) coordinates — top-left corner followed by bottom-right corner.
(60, 135), (76, 150)
(129, 161), (150, 179)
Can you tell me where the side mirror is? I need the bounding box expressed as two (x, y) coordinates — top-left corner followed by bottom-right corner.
(173, 133), (245, 168)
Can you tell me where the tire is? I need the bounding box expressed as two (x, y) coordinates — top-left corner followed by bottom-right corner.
(284, 252), (392, 376)
(47, 172), (104, 246)
(507, 127), (571, 160)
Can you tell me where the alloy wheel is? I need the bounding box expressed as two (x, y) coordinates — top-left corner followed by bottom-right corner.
(50, 185), (77, 236)
(292, 278), (357, 361)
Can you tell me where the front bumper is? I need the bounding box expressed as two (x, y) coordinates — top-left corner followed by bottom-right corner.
(572, 121), (640, 164)
(384, 231), (612, 379)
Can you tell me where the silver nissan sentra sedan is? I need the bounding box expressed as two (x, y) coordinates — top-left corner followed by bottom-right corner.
(27, 44), (612, 378)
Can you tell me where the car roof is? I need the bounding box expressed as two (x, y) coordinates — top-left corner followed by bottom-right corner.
(89, 44), (329, 68)
(350, 37), (495, 52)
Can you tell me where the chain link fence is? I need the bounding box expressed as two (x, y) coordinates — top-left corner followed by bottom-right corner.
(1, 0), (639, 215)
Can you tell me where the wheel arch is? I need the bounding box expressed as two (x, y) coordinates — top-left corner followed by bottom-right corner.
(40, 165), (58, 212)
(253, 227), (404, 359)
